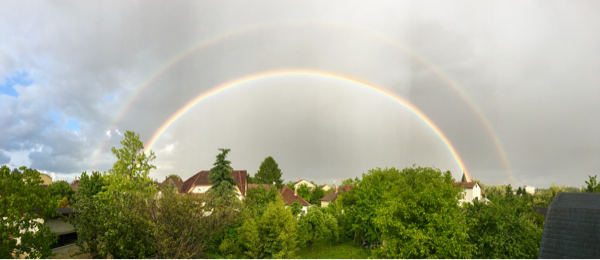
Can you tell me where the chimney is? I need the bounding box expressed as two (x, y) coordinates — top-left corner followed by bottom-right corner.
(336, 186), (339, 193)
(294, 189), (297, 196)
(297, 178), (300, 182)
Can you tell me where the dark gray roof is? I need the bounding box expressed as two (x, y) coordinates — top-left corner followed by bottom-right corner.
(538, 193), (600, 259)
(56, 208), (77, 215)
(533, 207), (548, 217)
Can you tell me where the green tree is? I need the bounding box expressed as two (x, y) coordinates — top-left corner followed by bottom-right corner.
(485, 184), (507, 200)
(242, 185), (280, 217)
(310, 185), (326, 205)
(76, 171), (105, 200)
(207, 148), (239, 208)
(47, 180), (75, 205)
(341, 177), (361, 186)
(254, 156), (284, 188)
(69, 130), (157, 259)
(517, 186), (523, 196)
(237, 198), (298, 259)
(290, 200), (303, 216)
(297, 207), (339, 251)
(585, 175), (599, 193)
(464, 194), (543, 258)
(296, 183), (313, 203)
(371, 166), (474, 259)
(0, 166), (58, 259)
(286, 183), (295, 191)
(167, 174), (181, 180)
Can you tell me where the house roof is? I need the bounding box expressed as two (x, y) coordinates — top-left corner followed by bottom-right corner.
(70, 180), (80, 192)
(161, 176), (184, 192)
(533, 206), (548, 217)
(247, 184), (274, 191)
(320, 185), (352, 202)
(279, 186), (310, 206)
(538, 193), (600, 258)
(293, 179), (314, 186)
(453, 182), (478, 189)
(181, 170), (247, 196)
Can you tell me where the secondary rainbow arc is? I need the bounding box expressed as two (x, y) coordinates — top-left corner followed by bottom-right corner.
(144, 70), (472, 181)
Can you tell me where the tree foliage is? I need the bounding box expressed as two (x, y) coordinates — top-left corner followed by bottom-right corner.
(47, 180), (75, 205)
(242, 185), (280, 217)
(296, 183), (313, 203)
(57, 197), (69, 208)
(371, 166), (474, 259)
(135, 184), (237, 258)
(207, 148), (239, 208)
(76, 171), (105, 200)
(309, 185), (326, 205)
(341, 177), (361, 186)
(297, 207), (339, 251)
(237, 198), (298, 259)
(464, 185), (543, 258)
(69, 130), (157, 259)
(254, 156), (284, 188)
(0, 166), (57, 259)
(585, 175), (600, 193)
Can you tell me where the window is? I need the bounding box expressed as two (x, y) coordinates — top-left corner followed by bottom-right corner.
(50, 232), (78, 249)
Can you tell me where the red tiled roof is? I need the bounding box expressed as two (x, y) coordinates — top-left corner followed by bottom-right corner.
(453, 182), (478, 189)
(161, 176), (184, 192)
(247, 184), (274, 191)
(320, 185), (352, 202)
(181, 170), (247, 196)
(279, 186), (310, 206)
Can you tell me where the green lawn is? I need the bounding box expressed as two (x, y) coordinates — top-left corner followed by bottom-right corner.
(296, 238), (372, 259)
(205, 237), (373, 259)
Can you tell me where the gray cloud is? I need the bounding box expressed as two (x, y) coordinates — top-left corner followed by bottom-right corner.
(1, 0), (599, 189)
(0, 151), (10, 165)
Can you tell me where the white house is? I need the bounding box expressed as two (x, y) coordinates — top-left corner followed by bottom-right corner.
(453, 173), (481, 205)
(524, 185), (535, 195)
(293, 179), (316, 190)
(320, 183), (331, 191)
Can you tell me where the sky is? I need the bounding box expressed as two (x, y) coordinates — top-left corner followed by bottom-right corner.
(1, 0), (599, 189)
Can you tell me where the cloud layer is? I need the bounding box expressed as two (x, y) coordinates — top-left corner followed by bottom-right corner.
(1, 0), (599, 188)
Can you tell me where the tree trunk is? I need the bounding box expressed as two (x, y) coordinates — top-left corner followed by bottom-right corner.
(310, 240), (313, 251)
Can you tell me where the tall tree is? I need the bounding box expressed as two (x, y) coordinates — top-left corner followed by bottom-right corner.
(69, 130), (157, 259)
(297, 207), (339, 251)
(47, 180), (75, 205)
(207, 148), (239, 208)
(296, 183), (313, 203)
(0, 166), (58, 259)
(254, 156), (284, 188)
(585, 175), (599, 193)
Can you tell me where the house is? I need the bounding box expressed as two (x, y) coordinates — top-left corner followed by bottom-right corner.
(247, 184), (311, 213)
(70, 177), (80, 193)
(161, 176), (184, 193)
(538, 193), (600, 258)
(181, 170), (247, 200)
(320, 183), (331, 191)
(452, 173), (481, 204)
(523, 185), (535, 195)
(39, 173), (52, 185)
(293, 179), (316, 190)
(320, 185), (352, 207)
(279, 186), (310, 214)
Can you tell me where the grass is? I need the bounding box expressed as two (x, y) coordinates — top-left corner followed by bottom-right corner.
(206, 237), (373, 259)
(296, 237), (372, 259)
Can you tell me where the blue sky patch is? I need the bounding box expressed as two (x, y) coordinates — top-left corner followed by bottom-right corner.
(49, 111), (60, 122)
(66, 119), (80, 133)
(103, 90), (119, 102)
(0, 71), (33, 97)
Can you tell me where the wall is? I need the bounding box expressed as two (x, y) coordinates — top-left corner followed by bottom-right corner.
(321, 201), (330, 207)
(294, 180), (315, 190)
(45, 218), (75, 235)
(39, 174), (52, 185)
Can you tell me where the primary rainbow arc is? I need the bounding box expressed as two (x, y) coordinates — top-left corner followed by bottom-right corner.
(144, 70), (472, 181)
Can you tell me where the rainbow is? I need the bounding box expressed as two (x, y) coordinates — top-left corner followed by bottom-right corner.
(91, 20), (511, 181)
(143, 70), (472, 181)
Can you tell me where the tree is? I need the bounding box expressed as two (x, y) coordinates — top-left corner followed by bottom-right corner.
(134, 183), (237, 258)
(57, 197), (69, 208)
(309, 185), (326, 205)
(167, 174), (181, 180)
(242, 185), (280, 217)
(296, 183), (313, 203)
(207, 148), (239, 208)
(342, 177), (361, 186)
(484, 185), (507, 200)
(464, 193), (543, 258)
(371, 166), (474, 259)
(286, 183), (295, 191)
(47, 180), (75, 205)
(76, 171), (105, 200)
(69, 130), (158, 259)
(290, 200), (303, 216)
(585, 175), (599, 193)
(254, 156), (284, 188)
(237, 198), (298, 259)
(517, 186), (523, 196)
(297, 207), (339, 251)
(0, 166), (58, 259)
